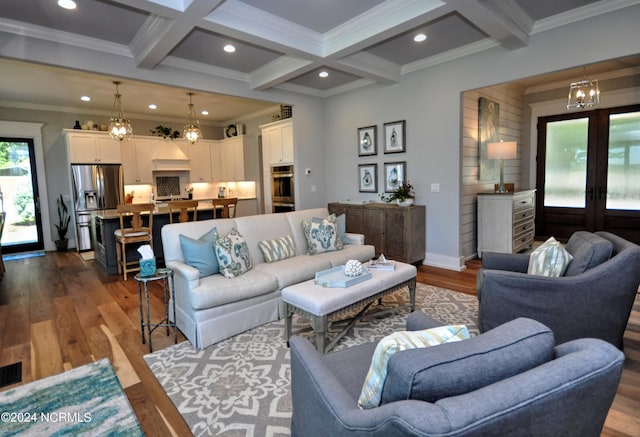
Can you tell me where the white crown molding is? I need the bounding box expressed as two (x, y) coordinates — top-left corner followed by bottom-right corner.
(0, 18), (130, 57)
(321, 78), (377, 97)
(250, 56), (316, 91)
(275, 77), (376, 98)
(273, 82), (326, 98)
(531, 0), (640, 34)
(161, 56), (251, 83)
(401, 39), (499, 75)
(332, 52), (400, 84)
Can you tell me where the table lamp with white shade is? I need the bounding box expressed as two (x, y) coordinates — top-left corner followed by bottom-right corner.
(487, 140), (517, 193)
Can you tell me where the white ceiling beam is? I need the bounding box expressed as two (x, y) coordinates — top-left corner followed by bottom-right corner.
(323, 0), (448, 59)
(250, 56), (316, 91)
(130, 0), (225, 69)
(331, 52), (400, 84)
(449, 0), (530, 50)
(203, 0), (324, 58)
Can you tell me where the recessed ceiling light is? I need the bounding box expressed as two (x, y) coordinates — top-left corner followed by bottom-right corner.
(319, 71), (329, 78)
(58, 0), (77, 10)
(224, 44), (236, 53)
(201, 110), (209, 116)
(148, 104), (157, 110)
(80, 96), (90, 102)
(414, 33), (427, 42)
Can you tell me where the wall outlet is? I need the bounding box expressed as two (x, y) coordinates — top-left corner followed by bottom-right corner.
(431, 183), (440, 193)
(305, 168), (311, 175)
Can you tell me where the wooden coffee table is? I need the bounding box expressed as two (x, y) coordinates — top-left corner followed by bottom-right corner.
(282, 261), (417, 354)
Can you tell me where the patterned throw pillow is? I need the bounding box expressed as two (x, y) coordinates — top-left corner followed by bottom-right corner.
(312, 213), (350, 244)
(214, 228), (253, 278)
(527, 236), (573, 277)
(302, 214), (344, 255)
(357, 325), (470, 409)
(258, 235), (296, 263)
(179, 227), (218, 276)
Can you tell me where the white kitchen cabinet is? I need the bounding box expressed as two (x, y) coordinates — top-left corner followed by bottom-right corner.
(219, 136), (245, 181)
(121, 138), (155, 184)
(261, 119), (293, 165)
(189, 141), (213, 182)
(477, 189), (536, 258)
(65, 130), (121, 164)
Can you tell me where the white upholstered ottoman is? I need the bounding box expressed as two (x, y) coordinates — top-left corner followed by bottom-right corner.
(282, 261), (417, 353)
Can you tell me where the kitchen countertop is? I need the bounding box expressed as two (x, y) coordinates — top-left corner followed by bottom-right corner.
(93, 199), (240, 220)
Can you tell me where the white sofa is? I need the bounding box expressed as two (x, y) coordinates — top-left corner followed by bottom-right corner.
(161, 207), (375, 349)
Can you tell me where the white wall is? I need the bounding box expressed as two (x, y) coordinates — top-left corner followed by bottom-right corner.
(323, 4), (640, 270)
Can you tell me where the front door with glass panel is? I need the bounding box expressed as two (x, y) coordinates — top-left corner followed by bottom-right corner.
(536, 104), (640, 243)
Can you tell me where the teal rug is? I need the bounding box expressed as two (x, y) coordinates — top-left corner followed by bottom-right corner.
(0, 358), (143, 436)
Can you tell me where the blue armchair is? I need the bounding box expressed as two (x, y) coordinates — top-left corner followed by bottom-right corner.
(477, 231), (640, 349)
(290, 312), (624, 436)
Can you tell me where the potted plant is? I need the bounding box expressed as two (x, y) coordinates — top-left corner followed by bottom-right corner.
(55, 194), (71, 251)
(150, 125), (180, 140)
(380, 181), (415, 206)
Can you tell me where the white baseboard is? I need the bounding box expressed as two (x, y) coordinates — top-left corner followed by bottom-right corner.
(422, 252), (467, 272)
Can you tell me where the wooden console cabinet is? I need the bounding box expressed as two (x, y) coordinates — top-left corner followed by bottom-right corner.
(477, 189), (536, 258)
(328, 202), (426, 264)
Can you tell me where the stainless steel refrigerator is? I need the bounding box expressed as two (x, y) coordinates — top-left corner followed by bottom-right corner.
(71, 164), (123, 251)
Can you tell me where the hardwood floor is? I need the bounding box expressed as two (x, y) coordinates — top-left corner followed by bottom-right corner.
(0, 252), (638, 436)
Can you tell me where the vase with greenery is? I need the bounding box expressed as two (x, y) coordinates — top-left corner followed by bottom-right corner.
(55, 194), (71, 251)
(150, 125), (180, 140)
(380, 181), (415, 206)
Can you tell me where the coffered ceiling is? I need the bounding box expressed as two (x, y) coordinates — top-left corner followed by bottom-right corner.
(0, 0), (638, 123)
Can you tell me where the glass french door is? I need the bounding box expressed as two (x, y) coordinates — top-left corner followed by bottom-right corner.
(0, 137), (44, 253)
(536, 104), (640, 243)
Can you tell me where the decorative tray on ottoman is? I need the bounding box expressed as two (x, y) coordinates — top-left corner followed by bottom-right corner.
(314, 265), (372, 288)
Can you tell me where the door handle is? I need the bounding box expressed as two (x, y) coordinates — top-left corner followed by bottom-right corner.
(586, 187), (594, 200)
(598, 187), (607, 200)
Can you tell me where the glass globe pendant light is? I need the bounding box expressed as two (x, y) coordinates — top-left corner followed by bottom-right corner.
(108, 81), (133, 141)
(183, 93), (202, 144)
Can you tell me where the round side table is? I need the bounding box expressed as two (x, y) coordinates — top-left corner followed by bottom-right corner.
(134, 267), (177, 352)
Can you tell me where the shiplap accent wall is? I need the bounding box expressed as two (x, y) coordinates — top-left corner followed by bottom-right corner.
(461, 84), (525, 259)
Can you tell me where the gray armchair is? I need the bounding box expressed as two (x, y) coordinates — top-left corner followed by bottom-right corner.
(290, 312), (624, 437)
(477, 231), (640, 349)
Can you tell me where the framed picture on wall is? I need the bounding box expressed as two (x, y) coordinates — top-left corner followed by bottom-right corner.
(358, 125), (377, 156)
(384, 161), (406, 192)
(478, 97), (500, 180)
(358, 164), (377, 192)
(383, 120), (406, 153)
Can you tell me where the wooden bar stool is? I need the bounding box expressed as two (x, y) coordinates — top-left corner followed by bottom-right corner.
(115, 203), (154, 280)
(211, 197), (238, 218)
(168, 199), (199, 223)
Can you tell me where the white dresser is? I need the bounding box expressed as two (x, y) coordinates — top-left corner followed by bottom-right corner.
(477, 189), (536, 258)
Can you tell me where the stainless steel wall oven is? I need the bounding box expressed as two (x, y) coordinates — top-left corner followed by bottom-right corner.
(271, 164), (295, 212)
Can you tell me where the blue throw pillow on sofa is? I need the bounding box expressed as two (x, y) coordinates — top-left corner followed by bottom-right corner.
(179, 227), (218, 276)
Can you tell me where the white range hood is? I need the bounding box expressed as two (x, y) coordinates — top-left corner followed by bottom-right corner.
(152, 141), (190, 171)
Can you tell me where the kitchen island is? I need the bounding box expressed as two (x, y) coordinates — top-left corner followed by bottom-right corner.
(92, 202), (219, 275)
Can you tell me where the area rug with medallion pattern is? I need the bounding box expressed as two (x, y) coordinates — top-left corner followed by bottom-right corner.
(144, 284), (479, 437)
